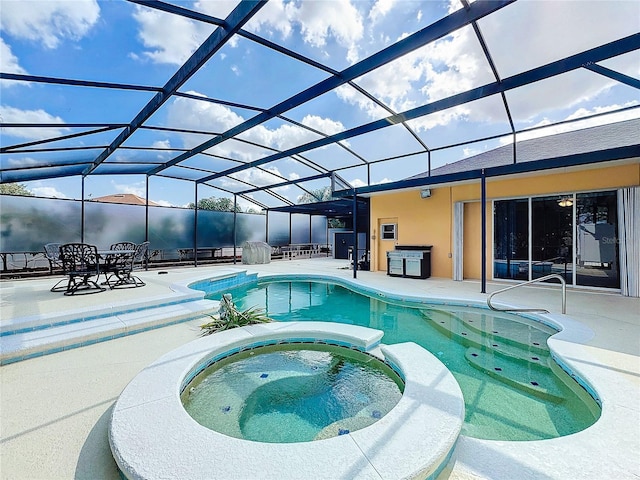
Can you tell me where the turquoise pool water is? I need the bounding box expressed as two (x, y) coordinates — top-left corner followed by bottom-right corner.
(206, 279), (600, 441)
(182, 343), (404, 443)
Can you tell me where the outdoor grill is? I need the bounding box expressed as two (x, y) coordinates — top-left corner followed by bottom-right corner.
(386, 246), (432, 279)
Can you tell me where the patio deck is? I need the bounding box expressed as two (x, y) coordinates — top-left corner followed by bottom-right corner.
(1, 257), (638, 479)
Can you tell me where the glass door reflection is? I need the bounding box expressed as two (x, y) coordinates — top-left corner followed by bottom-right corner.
(532, 195), (573, 282)
(494, 199), (529, 280)
(576, 192), (619, 289)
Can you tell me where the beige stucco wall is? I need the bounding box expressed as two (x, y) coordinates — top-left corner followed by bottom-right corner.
(369, 162), (640, 279)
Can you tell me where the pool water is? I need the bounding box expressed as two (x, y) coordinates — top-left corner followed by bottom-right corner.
(181, 344), (404, 443)
(208, 280), (601, 441)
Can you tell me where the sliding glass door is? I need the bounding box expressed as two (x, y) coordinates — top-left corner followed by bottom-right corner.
(576, 192), (619, 288)
(493, 191), (619, 289)
(494, 199), (529, 280)
(532, 195), (573, 282)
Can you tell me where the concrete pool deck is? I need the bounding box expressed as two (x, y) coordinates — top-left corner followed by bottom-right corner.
(1, 257), (639, 479)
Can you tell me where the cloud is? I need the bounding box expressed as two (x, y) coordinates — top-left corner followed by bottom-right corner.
(167, 93), (346, 162)
(369, 0), (397, 25)
(349, 178), (368, 188)
(132, 1), (242, 66)
(248, 0), (364, 62)
(300, 115), (345, 136)
(237, 198), (263, 212)
(168, 92), (243, 136)
(152, 140), (171, 149)
(109, 180), (173, 206)
(111, 180), (146, 198)
(6, 156), (39, 168)
(230, 166), (286, 188)
(132, 5), (213, 65)
(296, 0), (364, 61)
(337, 0), (639, 133)
(0, 106), (69, 140)
(349, 177), (392, 188)
(245, 0), (294, 40)
(30, 186), (69, 199)
(0, 38), (28, 88)
(505, 103), (640, 144)
(194, 0), (239, 19)
(152, 199), (175, 207)
(0, 0), (99, 49)
(337, 15), (490, 130)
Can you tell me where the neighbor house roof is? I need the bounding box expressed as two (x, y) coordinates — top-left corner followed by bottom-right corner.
(91, 194), (160, 206)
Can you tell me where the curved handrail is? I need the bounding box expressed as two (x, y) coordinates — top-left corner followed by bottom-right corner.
(487, 273), (567, 314)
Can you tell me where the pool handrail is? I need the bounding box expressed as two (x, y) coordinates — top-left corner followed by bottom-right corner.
(487, 273), (567, 314)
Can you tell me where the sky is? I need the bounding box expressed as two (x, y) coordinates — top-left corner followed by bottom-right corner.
(1, 0), (639, 209)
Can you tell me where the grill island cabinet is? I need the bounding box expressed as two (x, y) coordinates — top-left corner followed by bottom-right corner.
(386, 245), (432, 279)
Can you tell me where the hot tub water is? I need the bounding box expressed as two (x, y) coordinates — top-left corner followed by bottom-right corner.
(182, 343), (404, 443)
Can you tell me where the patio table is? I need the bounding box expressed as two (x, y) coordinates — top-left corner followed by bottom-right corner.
(98, 250), (136, 286)
(97, 250), (136, 269)
(97, 249), (136, 258)
(98, 248), (146, 288)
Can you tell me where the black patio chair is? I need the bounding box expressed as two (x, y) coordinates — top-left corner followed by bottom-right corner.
(102, 241), (137, 287)
(107, 241), (149, 289)
(59, 243), (106, 296)
(44, 243), (67, 292)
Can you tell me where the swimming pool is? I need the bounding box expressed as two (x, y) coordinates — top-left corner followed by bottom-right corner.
(203, 277), (601, 441)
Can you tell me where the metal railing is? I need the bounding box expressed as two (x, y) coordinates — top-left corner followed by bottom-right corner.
(487, 273), (567, 314)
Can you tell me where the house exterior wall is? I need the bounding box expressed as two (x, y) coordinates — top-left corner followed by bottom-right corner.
(369, 162), (640, 279)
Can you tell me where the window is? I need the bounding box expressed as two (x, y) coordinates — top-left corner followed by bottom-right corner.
(381, 223), (397, 240)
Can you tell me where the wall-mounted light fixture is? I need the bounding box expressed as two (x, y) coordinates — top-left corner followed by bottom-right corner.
(420, 188), (432, 199)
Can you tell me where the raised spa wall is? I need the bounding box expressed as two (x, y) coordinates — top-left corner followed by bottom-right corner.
(109, 321), (465, 480)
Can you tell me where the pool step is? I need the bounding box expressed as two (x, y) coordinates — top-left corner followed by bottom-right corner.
(422, 308), (564, 399)
(422, 307), (553, 354)
(0, 299), (217, 365)
(464, 347), (565, 403)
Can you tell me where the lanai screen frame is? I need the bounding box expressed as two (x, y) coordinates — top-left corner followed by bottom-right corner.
(1, 0), (639, 284)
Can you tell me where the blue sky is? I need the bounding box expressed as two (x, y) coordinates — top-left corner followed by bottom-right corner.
(1, 0), (639, 209)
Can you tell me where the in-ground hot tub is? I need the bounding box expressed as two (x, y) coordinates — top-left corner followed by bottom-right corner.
(109, 322), (465, 480)
(182, 342), (405, 443)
